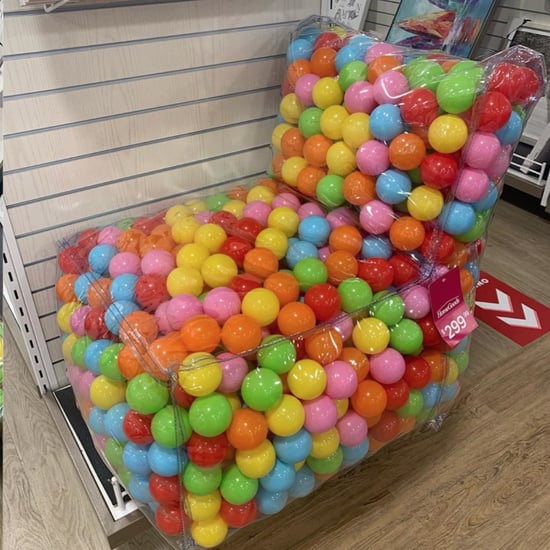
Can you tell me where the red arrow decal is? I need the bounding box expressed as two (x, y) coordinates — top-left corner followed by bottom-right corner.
(475, 289), (513, 313)
(497, 304), (541, 329)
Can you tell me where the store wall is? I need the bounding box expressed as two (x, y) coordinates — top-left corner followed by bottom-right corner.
(3, 0), (319, 386)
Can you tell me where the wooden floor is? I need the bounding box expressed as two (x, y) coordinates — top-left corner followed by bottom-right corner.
(3, 198), (550, 550)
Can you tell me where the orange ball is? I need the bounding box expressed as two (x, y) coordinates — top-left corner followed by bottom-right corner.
(296, 165), (326, 198)
(421, 349), (448, 382)
(226, 407), (269, 450)
(445, 241), (470, 268)
(117, 344), (147, 380)
(367, 55), (402, 84)
(263, 271), (301, 306)
(303, 134), (333, 168)
(328, 224), (363, 255)
(117, 229), (145, 255)
(310, 47), (338, 77)
(389, 216), (426, 251)
(399, 415), (417, 434)
(119, 310), (159, 349)
(87, 277), (112, 308)
(366, 413), (382, 428)
(287, 59), (312, 88)
(281, 127), (306, 158)
(271, 152), (285, 180)
(388, 133), (427, 171)
(350, 380), (388, 418)
(56, 273), (78, 303)
(325, 250), (359, 285)
(139, 233), (176, 256)
(180, 314), (221, 353)
(340, 346), (369, 381)
(148, 332), (188, 381)
(343, 171), (376, 206)
(221, 314), (263, 354)
(243, 247), (280, 280)
(277, 302), (317, 336)
(150, 223), (172, 237)
(304, 327), (343, 365)
(460, 267), (474, 295)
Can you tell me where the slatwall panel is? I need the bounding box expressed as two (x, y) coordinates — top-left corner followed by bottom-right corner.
(3, 0), (320, 388)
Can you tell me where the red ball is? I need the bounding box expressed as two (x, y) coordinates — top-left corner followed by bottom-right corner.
(421, 231), (455, 262)
(134, 273), (169, 312)
(220, 498), (259, 528)
(383, 379), (410, 411)
(515, 66), (541, 104)
(471, 91), (512, 132)
(229, 273), (263, 300)
(78, 228), (99, 253)
(186, 433), (229, 468)
(84, 306), (113, 340)
(304, 283), (342, 322)
(488, 63), (540, 104)
(172, 383), (196, 409)
(210, 211), (239, 231)
(369, 410), (401, 443)
(417, 314), (443, 348)
(132, 216), (160, 235)
(388, 253), (420, 288)
(420, 152), (458, 189)
(219, 236), (254, 268)
(357, 258), (394, 293)
(155, 502), (187, 536)
(400, 88), (439, 127)
(403, 356), (431, 389)
(123, 410), (154, 445)
(232, 217), (265, 242)
(313, 31), (344, 50)
(149, 473), (181, 505)
(58, 246), (89, 274)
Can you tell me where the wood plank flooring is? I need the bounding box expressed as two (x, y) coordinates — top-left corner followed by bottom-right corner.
(3, 198), (550, 550)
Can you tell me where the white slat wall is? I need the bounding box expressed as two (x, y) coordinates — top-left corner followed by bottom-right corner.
(3, 0), (320, 387)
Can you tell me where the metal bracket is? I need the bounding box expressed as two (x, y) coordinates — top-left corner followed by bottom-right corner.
(44, 0), (70, 13)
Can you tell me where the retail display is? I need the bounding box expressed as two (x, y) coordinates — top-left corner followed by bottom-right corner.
(54, 15), (546, 549)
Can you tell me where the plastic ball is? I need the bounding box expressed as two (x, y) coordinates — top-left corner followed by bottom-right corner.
(219, 498), (259, 528)
(277, 301), (317, 336)
(324, 360), (358, 399)
(352, 317), (390, 355)
(312, 76), (343, 109)
(298, 107), (323, 138)
(388, 132), (426, 171)
(304, 283), (342, 322)
(436, 72), (477, 113)
(455, 167), (490, 203)
(325, 143), (356, 179)
(341, 439), (370, 466)
(473, 181), (498, 212)
(389, 319), (424, 355)
(295, 73), (320, 106)
(221, 314), (263, 354)
(420, 152), (458, 189)
(264, 393), (305, 437)
(287, 38), (315, 63)
(90, 375), (127, 410)
(372, 69), (409, 104)
(407, 185), (444, 221)
(375, 169), (411, 204)
(226, 407), (268, 450)
(256, 335), (296, 374)
(439, 201), (476, 235)
(240, 288), (280, 327)
(286, 239), (320, 269)
(260, 458), (296, 492)
(369, 104), (404, 142)
(256, 488), (289, 516)
(235, 440), (276, 479)
(128, 474), (154, 504)
(400, 88), (439, 126)
(306, 446), (343, 475)
(201, 254), (238, 288)
(243, 248), (279, 280)
(273, 428), (313, 465)
(303, 394), (338, 433)
(464, 132), (501, 171)
(289, 464), (316, 497)
(293, 257), (328, 292)
(280, 93), (305, 125)
(183, 463), (222, 498)
(151, 404), (192, 448)
(369, 348), (406, 385)
(166, 266), (203, 297)
(241, 368), (283, 412)
(428, 114), (468, 154)
(359, 199), (394, 234)
(123, 442), (151, 476)
(396, 388), (424, 417)
(337, 277), (373, 313)
(310, 46), (338, 77)
(389, 216), (425, 251)
(337, 410), (368, 447)
(320, 104), (349, 141)
(494, 110), (523, 145)
(338, 59), (368, 91)
(264, 271), (301, 306)
(88, 244), (118, 276)
(404, 58), (445, 91)
(471, 90), (512, 132)
(171, 216), (200, 245)
(102, 402), (130, 442)
(344, 81), (377, 114)
(188, 393), (233, 437)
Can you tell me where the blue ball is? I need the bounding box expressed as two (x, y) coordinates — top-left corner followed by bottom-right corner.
(128, 473), (154, 503)
(148, 501), (159, 514)
(105, 300), (140, 335)
(441, 381), (459, 402)
(361, 235), (392, 259)
(298, 215), (331, 247)
(74, 272), (101, 303)
(335, 44), (363, 72)
(110, 273), (139, 303)
(473, 181), (498, 212)
(88, 244), (118, 276)
(259, 459), (296, 492)
(88, 406), (108, 435)
(273, 429), (312, 464)
(369, 104), (404, 142)
(85, 339), (112, 375)
(450, 334), (470, 354)
(123, 442), (152, 476)
(348, 34), (375, 56)
(375, 169), (412, 204)
(438, 201), (476, 235)
(495, 111), (523, 145)
(256, 488), (289, 515)
(421, 382), (442, 410)
(341, 439), (370, 467)
(286, 240), (319, 269)
(465, 260), (480, 283)
(297, 25), (321, 44)
(287, 38), (314, 63)
(148, 443), (184, 477)
(104, 402), (130, 442)
(288, 465), (316, 498)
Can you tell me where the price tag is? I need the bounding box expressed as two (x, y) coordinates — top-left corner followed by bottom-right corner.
(429, 267), (478, 348)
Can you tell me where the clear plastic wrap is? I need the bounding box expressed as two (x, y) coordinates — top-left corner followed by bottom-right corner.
(54, 15), (546, 550)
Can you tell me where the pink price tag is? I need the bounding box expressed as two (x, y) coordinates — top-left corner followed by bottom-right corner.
(429, 267), (478, 348)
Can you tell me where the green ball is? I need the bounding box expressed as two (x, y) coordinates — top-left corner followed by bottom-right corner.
(183, 462), (223, 496)
(436, 73), (477, 114)
(104, 437), (125, 470)
(452, 351), (470, 373)
(298, 107), (323, 138)
(257, 335), (297, 374)
(389, 319), (423, 355)
(404, 58), (445, 91)
(116, 218), (134, 230)
(316, 174), (345, 208)
(126, 373), (170, 415)
(205, 193), (230, 212)
(407, 166), (423, 185)
(448, 60), (483, 85)
(151, 404), (192, 448)
(456, 211), (490, 243)
(397, 389), (424, 417)
(241, 368), (283, 412)
(220, 464), (259, 505)
(188, 393), (233, 436)
(293, 257), (328, 292)
(338, 60), (368, 91)
(369, 291), (405, 326)
(306, 446), (343, 475)
(71, 336), (93, 369)
(337, 277), (373, 313)
(98, 343), (125, 381)
(117, 466), (132, 489)
(415, 407), (438, 424)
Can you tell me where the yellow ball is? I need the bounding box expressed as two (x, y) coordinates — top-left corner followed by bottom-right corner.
(241, 288), (280, 327)
(246, 185), (276, 205)
(185, 198), (207, 214)
(166, 266), (204, 297)
(281, 156), (309, 188)
(444, 357), (459, 385)
(272, 122), (295, 151)
(265, 394), (305, 436)
(165, 204), (192, 226)
(407, 185), (444, 221)
(310, 427), (340, 458)
(176, 242), (210, 270)
(334, 398), (349, 419)
(352, 318), (390, 355)
(185, 491), (222, 522)
(280, 93), (305, 124)
(255, 228), (289, 260)
(326, 141), (357, 177)
(288, 359), (327, 400)
(89, 375), (127, 410)
(268, 206), (300, 238)
(222, 199), (246, 218)
(428, 114), (468, 153)
(320, 105), (349, 141)
(179, 353), (222, 397)
(62, 332), (79, 363)
(190, 515), (229, 549)
(225, 393), (242, 412)
(235, 439), (276, 478)
(294, 460), (306, 471)
(312, 77), (344, 109)
(57, 302), (81, 334)
(342, 112), (372, 149)
(193, 223), (227, 253)
(200, 254), (238, 288)
(171, 216), (201, 245)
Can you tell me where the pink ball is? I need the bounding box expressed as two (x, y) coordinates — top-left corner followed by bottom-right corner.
(195, 211), (212, 225)
(369, 348), (406, 384)
(70, 305), (92, 336)
(373, 71), (409, 105)
(67, 363), (83, 390)
(455, 167), (490, 203)
(93, 434), (108, 451)
(243, 201), (272, 226)
(365, 42), (403, 64)
(141, 249), (176, 277)
(109, 252), (142, 278)
(202, 287), (241, 324)
(303, 394), (339, 433)
(337, 410), (368, 446)
(356, 140), (390, 176)
(464, 132), (501, 170)
(331, 313), (354, 342)
(78, 370), (97, 401)
(486, 144), (512, 180)
(318, 246), (331, 262)
(97, 226), (123, 246)
(216, 352), (249, 393)
(324, 360), (359, 399)
(295, 73), (320, 107)
(297, 202), (326, 220)
(360, 200), (395, 234)
(344, 81), (377, 114)
(400, 285), (431, 319)
(166, 294), (203, 330)
(154, 301), (172, 334)
(326, 207), (357, 229)
(271, 192), (302, 211)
